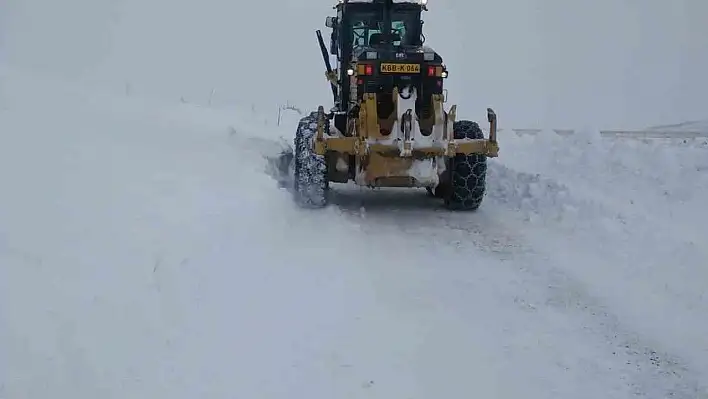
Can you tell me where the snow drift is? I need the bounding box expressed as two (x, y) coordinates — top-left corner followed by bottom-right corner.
(3, 65), (708, 398)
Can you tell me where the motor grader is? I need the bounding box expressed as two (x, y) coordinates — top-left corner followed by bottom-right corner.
(279, 0), (500, 210)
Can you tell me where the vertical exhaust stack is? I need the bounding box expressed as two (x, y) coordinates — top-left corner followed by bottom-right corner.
(316, 29), (337, 103)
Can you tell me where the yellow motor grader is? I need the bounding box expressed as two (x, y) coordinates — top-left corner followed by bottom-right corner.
(277, 0), (500, 211)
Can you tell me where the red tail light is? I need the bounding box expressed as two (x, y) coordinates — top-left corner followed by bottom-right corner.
(357, 63), (375, 76)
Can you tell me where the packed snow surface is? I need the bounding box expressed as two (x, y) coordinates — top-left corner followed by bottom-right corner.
(1, 66), (707, 399)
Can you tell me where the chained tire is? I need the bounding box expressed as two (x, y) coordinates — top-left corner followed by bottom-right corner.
(443, 120), (488, 211)
(292, 111), (329, 208)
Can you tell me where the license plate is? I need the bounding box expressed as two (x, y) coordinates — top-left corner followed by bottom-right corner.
(380, 63), (421, 74)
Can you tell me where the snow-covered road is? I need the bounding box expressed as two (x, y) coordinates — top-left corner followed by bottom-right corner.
(1, 70), (707, 399)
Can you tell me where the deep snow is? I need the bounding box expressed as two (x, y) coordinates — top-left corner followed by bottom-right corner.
(1, 65), (708, 398)
(3, 0), (708, 397)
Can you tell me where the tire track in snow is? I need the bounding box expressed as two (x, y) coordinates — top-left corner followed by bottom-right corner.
(482, 160), (708, 397)
(252, 134), (708, 397)
(321, 165), (705, 397)
(332, 160), (708, 397)
(329, 185), (530, 260)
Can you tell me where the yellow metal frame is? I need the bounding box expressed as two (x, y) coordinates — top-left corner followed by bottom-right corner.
(313, 92), (499, 158)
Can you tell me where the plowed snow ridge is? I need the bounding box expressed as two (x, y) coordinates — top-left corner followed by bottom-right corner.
(1, 71), (707, 399)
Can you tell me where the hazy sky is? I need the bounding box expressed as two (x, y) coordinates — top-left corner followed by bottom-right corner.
(2, 0), (706, 129)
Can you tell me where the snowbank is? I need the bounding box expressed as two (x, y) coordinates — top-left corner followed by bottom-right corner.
(2, 67), (708, 398)
(491, 128), (708, 231)
(485, 128), (708, 380)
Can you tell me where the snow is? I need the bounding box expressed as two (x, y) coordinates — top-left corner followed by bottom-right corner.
(2, 1), (708, 398)
(406, 159), (439, 187)
(490, 130), (708, 374)
(646, 119), (708, 133)
(2, 63), (707, 399)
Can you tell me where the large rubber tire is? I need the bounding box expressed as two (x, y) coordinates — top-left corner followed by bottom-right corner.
(292, 111), (329, 208)
(444, 120), (488, 211)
